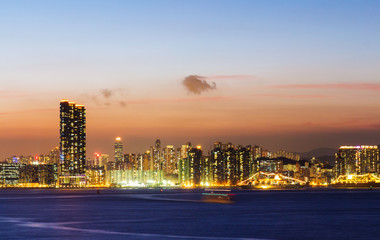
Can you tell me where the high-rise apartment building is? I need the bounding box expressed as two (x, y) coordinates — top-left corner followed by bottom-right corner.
(335, 146), (379, 176)
(178, 142), (192, 183)
(237, 145), (252, 182)
(224, 143), (237, 185)
(143, 151), (150, 170)
(59, 99), (86, 186)
(163, 145), (177, 174)
(211, 141), (224, 185)
(153, 139), (161, 170)
(180, 146), (202, 186)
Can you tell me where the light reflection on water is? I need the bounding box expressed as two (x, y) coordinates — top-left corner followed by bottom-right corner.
(0, 189), (379, 240)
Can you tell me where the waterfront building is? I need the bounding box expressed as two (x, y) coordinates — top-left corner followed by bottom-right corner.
(211, 141), (224, 184)
(258, 158), (283, 173)
(0, 163), (24, 186)
(105, 169), (164, 187)
(178, 142), (192, 183)
(59, 99), (86, 187)
(19, 164), (57, 186)
(180, 146), (202, 186)
(86, 166), (105, 186)
(224, 143), (237, 185)
(201, 155), (213, 186)
(335, 146), (379, 176)
(237, 145), (252, 182)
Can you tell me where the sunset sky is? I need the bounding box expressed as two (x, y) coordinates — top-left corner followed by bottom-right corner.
(1, 0), (380, 160)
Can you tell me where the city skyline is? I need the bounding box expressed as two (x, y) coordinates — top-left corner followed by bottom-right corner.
(1, 1), (380, 160)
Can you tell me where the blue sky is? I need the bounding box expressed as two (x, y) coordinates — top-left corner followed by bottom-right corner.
(0, 1), (379, 158)
(1, 0), (379, 90)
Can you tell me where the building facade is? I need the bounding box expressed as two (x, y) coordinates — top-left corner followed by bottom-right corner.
(114, 137), (124, 163)
(59, 99), (86, 186)
(335, 146), (379, 176)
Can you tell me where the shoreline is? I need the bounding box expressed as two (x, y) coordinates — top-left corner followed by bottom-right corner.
(0, 186), (378, 191)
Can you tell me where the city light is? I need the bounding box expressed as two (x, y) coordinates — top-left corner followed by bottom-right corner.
(1, 102), (379, 189)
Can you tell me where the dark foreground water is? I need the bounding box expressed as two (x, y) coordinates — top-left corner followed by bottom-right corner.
(0, 189), (379, 240)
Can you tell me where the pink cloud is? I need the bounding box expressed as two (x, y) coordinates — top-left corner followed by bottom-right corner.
(272, 83), (380, 91)
(126, 96), (229, 105)
(206, 75), (256, 80)
(254, 94), (332, 99)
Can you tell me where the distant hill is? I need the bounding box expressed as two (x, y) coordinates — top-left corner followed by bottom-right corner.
(299, 147), (337, 159)
(316, 155), (336, 166)
(298, 148), (337, 166)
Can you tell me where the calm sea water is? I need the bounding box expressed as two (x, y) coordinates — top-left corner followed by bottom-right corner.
(0, 188), (379, 240)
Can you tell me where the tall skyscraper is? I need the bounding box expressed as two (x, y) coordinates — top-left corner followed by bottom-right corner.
(179, 145), (202, 186)
(224, 143), (237, 185)
(237, 145), (252, 182)
(163, 145), (177, 174)
(178, 142), (192, 183)
(114, 137), (124, 163)
(188, 146), (203, 186)
(59, 99), (86, 186)
(211, 141), (224, 185)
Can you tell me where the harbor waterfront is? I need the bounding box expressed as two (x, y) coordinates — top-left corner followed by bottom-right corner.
(0, 188), (379, 240)
(2, 1), (380, 240)
(1, 100), (379, 189)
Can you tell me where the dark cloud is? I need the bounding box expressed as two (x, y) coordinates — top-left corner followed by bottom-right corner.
(182, 75), (217, 95)
(100, 89), (113, 98)
(82, 89), (127, 107)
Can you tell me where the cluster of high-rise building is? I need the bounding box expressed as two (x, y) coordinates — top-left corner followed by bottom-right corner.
(335, 146), (379, 176)
(1, 100), (379, 188)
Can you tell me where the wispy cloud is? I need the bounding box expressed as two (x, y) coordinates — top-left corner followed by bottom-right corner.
(254, 94), (332, 99)
(182, 75), (217, 95)
(100, 89), (113, 98)
(272, 83), (380, 91)
(206, 75), (256, 80)
(84, 88), (127, 107)
(126, 96), (228, 105)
